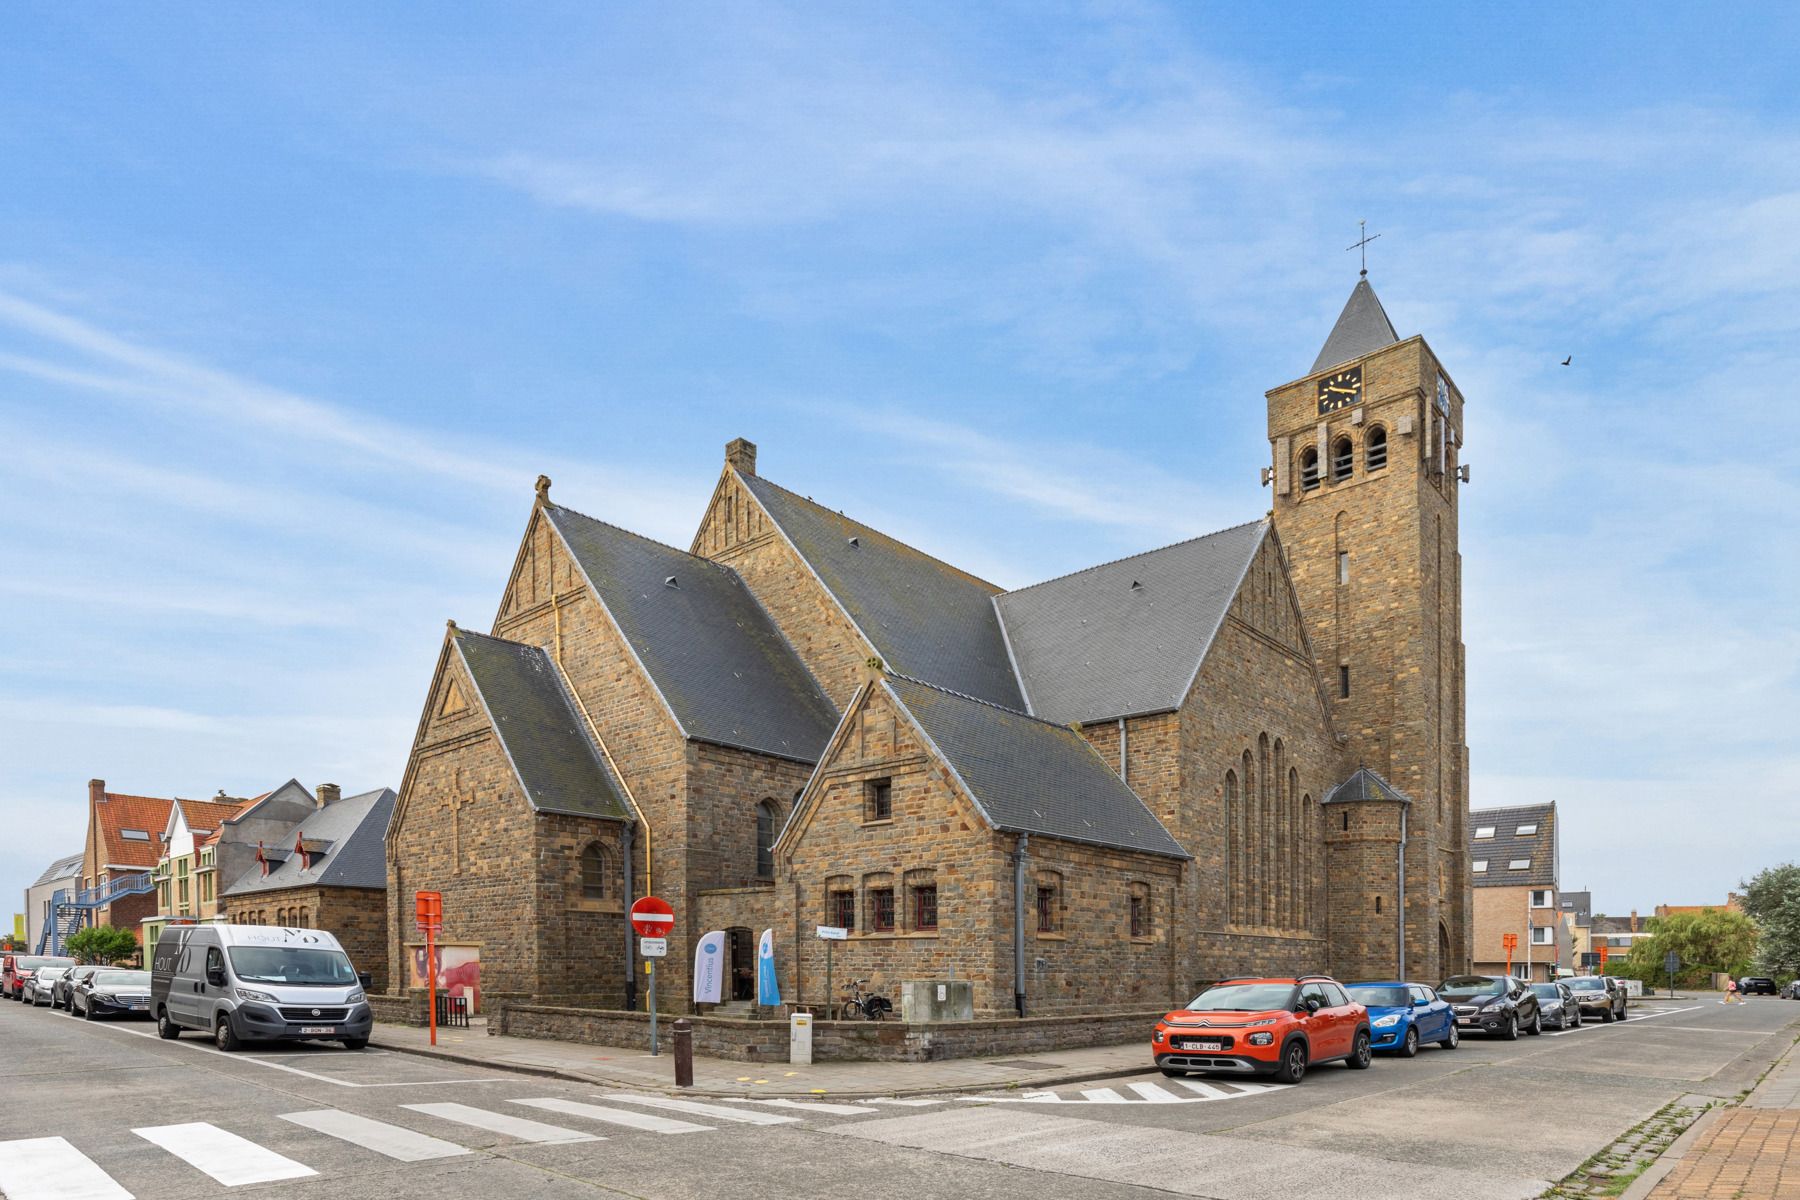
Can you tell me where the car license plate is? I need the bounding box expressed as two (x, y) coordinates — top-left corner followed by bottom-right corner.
(1458, 1017), (1476, 1026)
(300, 1026), (336, 1035)
(1180, 1039), (1223, 1051)
(129, 1002), (148, 1010)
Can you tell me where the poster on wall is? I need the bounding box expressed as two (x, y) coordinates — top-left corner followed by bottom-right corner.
(409, 943), (482, 1014)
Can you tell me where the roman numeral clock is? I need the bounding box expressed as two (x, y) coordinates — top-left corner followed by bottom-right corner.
(1317, 364), (1362, 413)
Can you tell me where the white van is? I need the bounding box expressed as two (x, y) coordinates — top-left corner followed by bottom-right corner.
(151, 924), (372, 1051)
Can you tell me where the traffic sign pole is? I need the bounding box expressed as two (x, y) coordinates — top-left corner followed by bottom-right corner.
(629, 897), (674, 1057)
(648, 959), (658, 1056)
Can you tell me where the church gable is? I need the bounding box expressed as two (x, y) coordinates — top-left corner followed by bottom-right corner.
(1224, 525), (1310, 662)
(495, 492), (584, 633)
(691, 465), (776, 562)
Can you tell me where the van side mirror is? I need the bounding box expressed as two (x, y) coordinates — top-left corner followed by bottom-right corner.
(205, 967), (226, 987)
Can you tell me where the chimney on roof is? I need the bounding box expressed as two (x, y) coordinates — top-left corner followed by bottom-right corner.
(725, 437), (757, 476)
(89, 779), (106, 806)
(1630, 909), (1638, 932)
(317, 783), (341, 808)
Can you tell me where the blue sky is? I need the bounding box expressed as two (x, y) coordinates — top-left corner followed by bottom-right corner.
(3, 3), (1796, 926)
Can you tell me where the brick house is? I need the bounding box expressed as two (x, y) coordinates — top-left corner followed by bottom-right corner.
(386, 276), (1477, 1016)
(222, 785), (396, 991)
(1469, 802), (1569, 980)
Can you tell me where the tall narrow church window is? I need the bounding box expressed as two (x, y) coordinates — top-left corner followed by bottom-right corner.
(755, 801), (779, 879)
(1223, 769), (1239, 924)
(1299, 446), (1320, 491)
(1037, 874), (1063, 933)
(1366, 425), (1388, 471)
(1129, 883), (1152, 938)
(1331, 436), (1354, 483)
(580, 843), (612, 900)
(1338, 664), (1351, 698)
(1337, 551), (1350, 585)
(865, 779), (893, 822)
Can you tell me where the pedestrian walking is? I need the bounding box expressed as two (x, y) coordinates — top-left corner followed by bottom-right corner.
(1721, 977), (1738, 1005)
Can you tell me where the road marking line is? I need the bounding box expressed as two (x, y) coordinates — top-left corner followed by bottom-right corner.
(1080, 1088), (1126, 1103)
(726, 1098), (875, 1115)
(1545, 1005), (1703, 1037)
(598, 1094), (799, 1125)
(402, 1103), (599, 1144)
(857, 1098), (944, 1106)
(511, 1098), (711, 1133)
(1173, 1079), (1235, 1099)
(133, 1123), (317, 1186)
(278, 1110), (471, 1161)
(109, 1026), (495, 1087)
(1125, 1082), (1182, 1103)
(0, 1137), (134, 1200)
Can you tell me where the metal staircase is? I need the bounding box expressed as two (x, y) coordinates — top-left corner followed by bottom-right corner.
(35, 872), (154, 955)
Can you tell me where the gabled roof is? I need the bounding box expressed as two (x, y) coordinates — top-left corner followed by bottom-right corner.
(223, 788), (396, 896)
(1310, 278), (1400, 375)
(1469, 802), (1557, 888)
(32, 853), (83, 888)
(453, 628), (635, 821)
(546, 502), (840, 762)
(994, 521), (1267, 724)
(885, 675), (1188, 860)
(170, 796), (255, 841)
(93, 791), (176, 869)
(1324, 766), (1412, 805)
(737, 472), (1026, 710)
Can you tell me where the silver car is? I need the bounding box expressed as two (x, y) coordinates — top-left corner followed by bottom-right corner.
(23, 966), (72, 1007)
(1531, 981), (1581, 1030)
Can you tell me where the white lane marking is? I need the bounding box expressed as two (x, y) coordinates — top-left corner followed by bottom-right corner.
(403, 1103), (598, 1144)
(1174, 1079), (1235, 1099)
(1080, 1088), (1126, 1103)
(857, 1098), (945, 1106)
(133, 1123), (316, 1186)
(599, 1094), (799, 1125)
(1545, 1005), (1703, 1037)
(278, 1110), (471, 1161)
(726, 1098), (876, 1115)
(109, 1025), (495, 1087)
(1126, 1082), (1182, 1103)
(510, 1098), (710, 1134)
(0, 1137), (134, 1200)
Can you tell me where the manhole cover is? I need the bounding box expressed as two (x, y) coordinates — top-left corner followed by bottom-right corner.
(988, 1059), (1066, 1070)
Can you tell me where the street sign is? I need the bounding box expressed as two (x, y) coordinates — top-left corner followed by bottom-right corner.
(815, 926), (848, 941)
(1501, 933), (1518, 951)
(414, 890), (442, 934)
(639, 937), (668, 957)
(630, 896), (674, 938)
(415, 891), (443, 1048)
(1664, 951), (1680, 975)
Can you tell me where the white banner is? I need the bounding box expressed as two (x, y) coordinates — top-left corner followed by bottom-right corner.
(693, 929), (726, 1003)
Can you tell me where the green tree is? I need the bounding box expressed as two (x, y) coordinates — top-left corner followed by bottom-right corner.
(1741, 863), (1800, 978)
(65, 925), (140, 965)
(1623, 909), (1758, 986)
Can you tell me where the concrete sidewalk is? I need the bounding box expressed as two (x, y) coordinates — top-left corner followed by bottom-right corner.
(369, 1019), (1151, 1098)
(1627, 1028), (1800, 1199)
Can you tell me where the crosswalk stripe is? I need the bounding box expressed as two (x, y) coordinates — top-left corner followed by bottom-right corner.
(278, 1111), (471, 1161)
(510, 1098), (710, 1134)
(599, 1094), (799, 1125)
(133, 1123), (317, 1186)
(402, 1103), (599, 1144)
(0, 1137), (133, 1200)
(1174, 1079), (1235, 1099)
(858, 1098), (944, 1106)
(729, 1098), (875, 1115)
(1080, 1088), (1126, 1103)
(1125, 1082), (1181, 1103)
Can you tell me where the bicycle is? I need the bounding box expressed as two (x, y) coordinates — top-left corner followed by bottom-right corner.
(840, 978), (893, 1021)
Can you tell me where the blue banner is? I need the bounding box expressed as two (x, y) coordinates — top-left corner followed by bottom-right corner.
(756, 928), (781, 1007)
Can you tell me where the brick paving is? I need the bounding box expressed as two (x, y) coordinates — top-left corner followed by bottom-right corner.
(1644, 1039), (1800, 1200)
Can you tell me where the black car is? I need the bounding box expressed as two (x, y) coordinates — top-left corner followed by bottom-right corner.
(1440, 974), (1541, 1039)
(1782, 981), (1800, 1000)
(71, 969), (153, 1020)
(1738, 976), (1778, 996)
(1530, 980), (1581, 1030)
(53, 965), (101, 1011)
(1564, 974), (1628, 1021)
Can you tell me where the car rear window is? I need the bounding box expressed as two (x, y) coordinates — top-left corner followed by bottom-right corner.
(1185, 983), (1297, 1012)
(1347, 986), (1409, 1007)
(1438, 976), (1504, 1000)
(1566, 978), (1605, 990)
(1530, 983), (1561, 999)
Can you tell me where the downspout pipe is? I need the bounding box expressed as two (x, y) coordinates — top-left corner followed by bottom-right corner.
(1014, 833), (1030, 1018)
(1396, 806), (1408, 981)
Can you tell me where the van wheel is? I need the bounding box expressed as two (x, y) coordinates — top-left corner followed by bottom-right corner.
(214, 1016), (241, 1052)
(343, 1037), (368, 1050)
(157, 1011), (182, 1040)
(1274, 1039), (1308, 1084)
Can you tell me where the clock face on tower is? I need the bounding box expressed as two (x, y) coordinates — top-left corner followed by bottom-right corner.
(1317, 365), (1362, 414)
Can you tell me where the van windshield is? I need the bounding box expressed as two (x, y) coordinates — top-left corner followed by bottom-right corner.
(227, 947), (356, 986)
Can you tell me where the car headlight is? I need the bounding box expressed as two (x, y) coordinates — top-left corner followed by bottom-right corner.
(1152, 1029), (1165, 1043)
(1372, 1013), (1403, 1028)
(345, 990), (365, 1004)
(236, 987), (277, 1003)
(95, 994), (116, 1004)
(1248, 1032), (1274, 1046)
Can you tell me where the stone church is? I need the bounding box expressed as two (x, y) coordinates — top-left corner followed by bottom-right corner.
(385, 277), (1472, 1018)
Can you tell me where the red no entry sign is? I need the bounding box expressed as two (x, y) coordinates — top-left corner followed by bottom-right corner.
(630, 895), (674, 938)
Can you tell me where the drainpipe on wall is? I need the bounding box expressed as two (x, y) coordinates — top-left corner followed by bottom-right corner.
(1396, 806), (1408, 980)
(1014, 833), (1030, 1018)
(622, 822), (637, 1011)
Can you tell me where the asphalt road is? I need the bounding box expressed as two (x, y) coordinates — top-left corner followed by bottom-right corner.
(2, 995), (1796, 1200)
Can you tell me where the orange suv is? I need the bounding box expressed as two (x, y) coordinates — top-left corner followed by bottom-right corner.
(1151, 975), (1372, 1084)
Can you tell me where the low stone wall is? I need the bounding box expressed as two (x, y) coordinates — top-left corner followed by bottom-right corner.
(490, 1003), (1164, 1062)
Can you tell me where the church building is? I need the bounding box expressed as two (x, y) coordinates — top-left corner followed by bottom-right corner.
(384, 277), (1473, 1018)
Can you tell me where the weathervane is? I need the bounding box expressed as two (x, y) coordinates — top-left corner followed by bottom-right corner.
(1347, 219), (1380, 278)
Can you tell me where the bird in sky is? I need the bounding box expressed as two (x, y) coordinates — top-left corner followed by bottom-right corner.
(1561, 356), (1573, 366)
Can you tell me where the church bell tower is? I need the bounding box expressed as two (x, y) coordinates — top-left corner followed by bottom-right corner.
(1265, 274), (1472, 981)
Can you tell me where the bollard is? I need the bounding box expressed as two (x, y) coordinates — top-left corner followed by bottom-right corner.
(672, 1018), (694, 1088)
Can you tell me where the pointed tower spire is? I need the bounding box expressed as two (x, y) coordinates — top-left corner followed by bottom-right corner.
(1310, 278), (1400, 375)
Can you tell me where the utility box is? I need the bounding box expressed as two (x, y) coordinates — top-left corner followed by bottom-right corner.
(789, 1011), (813, 1064)
(900, 980), (974, 1023)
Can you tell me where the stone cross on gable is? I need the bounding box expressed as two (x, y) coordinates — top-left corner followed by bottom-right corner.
(450, 767), (480, 873)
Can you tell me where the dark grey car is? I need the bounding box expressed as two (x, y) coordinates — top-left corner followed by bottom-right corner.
(1564, 974), (1627, 1021)
(54, 965), (101, 1011)
(1440, 974), (1542, 1039)
(1531, 980), (1581, 1030)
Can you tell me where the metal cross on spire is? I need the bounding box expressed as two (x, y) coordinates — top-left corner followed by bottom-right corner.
(1347, 219), (1381, 278)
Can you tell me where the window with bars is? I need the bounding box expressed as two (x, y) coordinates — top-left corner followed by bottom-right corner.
(1331, 436), (1354, 482)
(1036, 881), (1061, 933)
(828, 887), (855, 931)
(869, 888), (895, 932)
(911, 885), (938, 931)
(1130, 892), (1150, 939)
(580, 843), (611, 900)
(1366, 425), (1388, 471)
(865, 779), (893, 822)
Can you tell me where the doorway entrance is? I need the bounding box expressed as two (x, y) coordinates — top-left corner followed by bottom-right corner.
(727, 927), (755, 1001)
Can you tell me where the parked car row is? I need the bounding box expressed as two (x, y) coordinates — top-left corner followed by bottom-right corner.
(1152, 971), (1633, 1085)
(3, 955), (153, 1020)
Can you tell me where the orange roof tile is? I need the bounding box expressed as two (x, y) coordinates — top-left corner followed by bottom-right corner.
(175, 796), (256, 837)
(94, 791), (176, 869)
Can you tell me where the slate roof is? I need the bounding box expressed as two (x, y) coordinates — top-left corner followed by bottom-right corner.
(453, 628), (635, 821)
(1323, 766), (1413, 805)
(93, 791), (176, 869)
(995, 521), (1267, 724)
(1310, 278), (1401, 375)
(1469, 802), (1557, 889)
(223, 788), (396, 896)
(737, 472), (1026, 710)
(546, 502), (839, 762)
(884, 675), (1188, 860)
(32, 853), (83, 888)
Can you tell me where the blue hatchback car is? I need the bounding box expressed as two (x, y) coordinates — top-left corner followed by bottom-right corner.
(1346, 982), (1457, 1056)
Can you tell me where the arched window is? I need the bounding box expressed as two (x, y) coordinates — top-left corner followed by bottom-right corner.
(1241, 749), (1256, 924)
(1128, 882), (1153, 939)
(1299, 446), (1320, 491)
(298, 907), (309, 927)
(755, 800), (779, 879)
(1224, 769), (1239, 924)
(580, 842), (612, 900)
(1366, 425), (1388, 471)
(1331, 436), (1354, 482)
